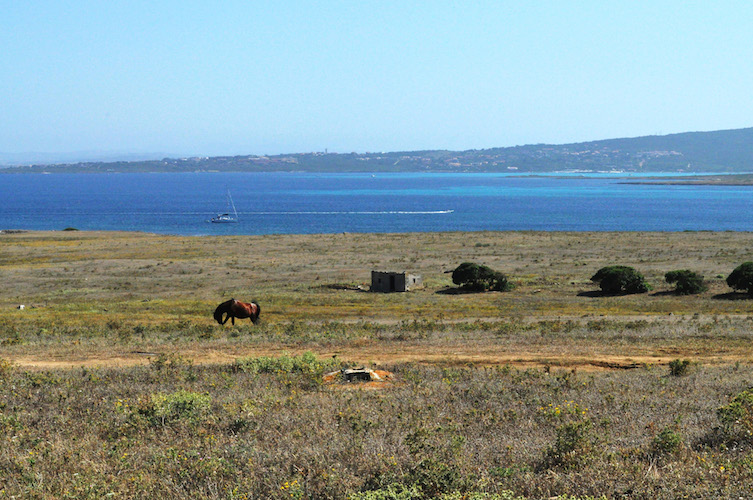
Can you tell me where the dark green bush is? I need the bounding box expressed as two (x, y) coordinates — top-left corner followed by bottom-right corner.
(665, 270), (707, 295)
(590, 265), (651, 294)
(669, 359), (691, 377)
(651, 426), (683, 456)
(717, 387), (753, 439)
(726, 262), (753, 295)
(451, 262), (512, 292)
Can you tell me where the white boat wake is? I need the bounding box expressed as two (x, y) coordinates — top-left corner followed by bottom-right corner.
(243, 210), (455, 215)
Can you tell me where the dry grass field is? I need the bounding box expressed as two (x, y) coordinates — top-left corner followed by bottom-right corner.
(2, 230), (753, 369)
(2, 230), (753, 498)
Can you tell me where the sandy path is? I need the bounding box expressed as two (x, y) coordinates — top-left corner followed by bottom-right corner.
(8, 346), (744, 372)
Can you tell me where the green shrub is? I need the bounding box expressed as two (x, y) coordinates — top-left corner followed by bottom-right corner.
(717, 387), (753, 439)
(665, 269), (707, 295)
(726, 262), (753, 295)
(451, 262), (512, 292)
(348, 483), (422, 500)
(541, 420), (598, 470)
(0, 358), (13, 378)
(25, 371), (60, 387)
(349, 486), (526, 500)
(232, 351), (336, 375)
(651, 426), (683, 455)
(139, 390), (212, 426)
(405, 459), (464, 499)
(590, 265), (651, 294)
(669, 359), (691, 377)
(438, 492), (526, 500)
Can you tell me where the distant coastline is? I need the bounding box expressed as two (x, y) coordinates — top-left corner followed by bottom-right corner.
(622, 173), (753, 186)
(3, 126), (753, 175)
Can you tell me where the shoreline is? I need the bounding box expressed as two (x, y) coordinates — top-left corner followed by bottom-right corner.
(4, 228), (753, 239)
(622, 173), (753, 186)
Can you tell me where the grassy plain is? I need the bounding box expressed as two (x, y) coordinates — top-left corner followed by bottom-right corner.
(2, 230), (753, 498)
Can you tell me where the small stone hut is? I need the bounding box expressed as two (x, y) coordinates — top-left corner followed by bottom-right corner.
(371, 271), (422, 293)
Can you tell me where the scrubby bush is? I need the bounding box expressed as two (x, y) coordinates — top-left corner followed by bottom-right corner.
(669, 359), (691, 377)
(349, 487), (525, 500)
(665, 269), (707, 295)
(540, 420), (599, 470)
(726, 262), (753, 295)
(0, 358), (13, 378)
(138, 390), (212, 427)
(717, 387), (753, 440)
(348, 483), (422, 500)
(590, 265), (651, 294)
(651, 426), (683, 456)
(232, 351), (337, 375)
(451, 262), (512, 292)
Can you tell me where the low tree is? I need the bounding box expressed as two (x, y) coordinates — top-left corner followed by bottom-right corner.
(665, 270), (707, 295)
(726, 262), (753, 295)
(590, 265), (651, 295)
(451, 262), (512, 292)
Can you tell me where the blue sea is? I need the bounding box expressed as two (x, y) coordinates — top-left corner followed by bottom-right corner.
(0, 172), (752, 234)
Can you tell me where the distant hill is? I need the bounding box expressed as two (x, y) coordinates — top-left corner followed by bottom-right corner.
(0, 151), (172, 167)
(3, 127), (753, 174)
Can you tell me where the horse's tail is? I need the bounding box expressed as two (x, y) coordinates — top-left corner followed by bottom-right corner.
(252, 301), (261, 323)
(214, 299), (234, 324)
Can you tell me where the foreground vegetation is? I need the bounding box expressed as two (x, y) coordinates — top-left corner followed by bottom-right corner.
(2, 230), (753, 498)
(3, 352), (753, 498)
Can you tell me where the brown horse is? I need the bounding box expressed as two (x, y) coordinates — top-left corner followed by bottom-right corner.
(213, 299), (261, 325)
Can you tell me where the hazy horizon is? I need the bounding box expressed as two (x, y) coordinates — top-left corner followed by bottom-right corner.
(3, 2), (753, 161)
(2, 125), (751, 167)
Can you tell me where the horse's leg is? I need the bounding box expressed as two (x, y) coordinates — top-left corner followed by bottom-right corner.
(231, 315), (235, 325)
(221, 313), (229, 325)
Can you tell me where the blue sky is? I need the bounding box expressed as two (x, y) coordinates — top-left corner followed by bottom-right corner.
(2, 1), (752, 160)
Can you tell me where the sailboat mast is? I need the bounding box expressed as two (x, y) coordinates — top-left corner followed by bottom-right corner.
(228, 190), (238, 219)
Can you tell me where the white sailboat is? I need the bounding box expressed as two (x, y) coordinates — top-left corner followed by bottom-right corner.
(211, 190), (239, 223)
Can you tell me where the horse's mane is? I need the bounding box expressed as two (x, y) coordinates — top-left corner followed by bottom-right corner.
(213, 299), (235, 324)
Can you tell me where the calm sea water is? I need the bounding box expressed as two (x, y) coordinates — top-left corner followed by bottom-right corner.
(0, 172), (751, 234)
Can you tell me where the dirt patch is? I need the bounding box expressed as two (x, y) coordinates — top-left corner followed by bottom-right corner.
(7, 348), (739, 373)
